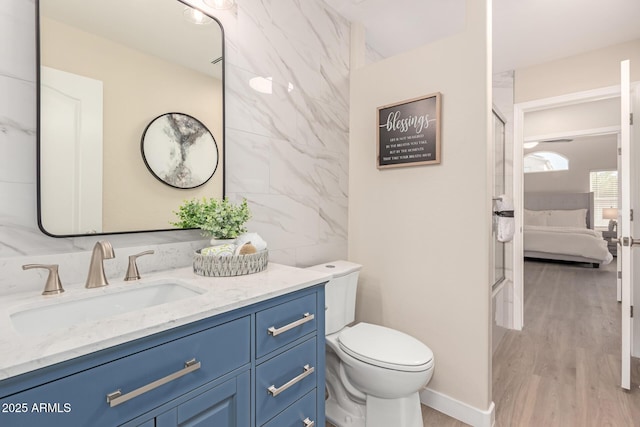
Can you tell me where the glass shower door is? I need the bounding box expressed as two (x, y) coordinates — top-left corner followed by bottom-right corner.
(492, 108), (506, 287)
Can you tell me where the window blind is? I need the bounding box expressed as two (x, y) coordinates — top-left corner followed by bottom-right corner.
(590, 170), (618, 228)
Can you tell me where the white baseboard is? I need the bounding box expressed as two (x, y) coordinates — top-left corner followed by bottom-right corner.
(420, 388), (495, 427)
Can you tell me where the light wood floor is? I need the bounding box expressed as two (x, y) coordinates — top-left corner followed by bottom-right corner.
(493, 259), (640, 427)
(329, 258), (640, 427)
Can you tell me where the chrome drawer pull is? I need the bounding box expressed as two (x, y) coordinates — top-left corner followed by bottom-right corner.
(268, 313), (314, 336)
(303, 417), (315, 427)
(106, 359), (201, 407)
(267, 364), (315, 397)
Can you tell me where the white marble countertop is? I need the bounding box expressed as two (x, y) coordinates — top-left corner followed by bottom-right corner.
(0, 263), (332, 381)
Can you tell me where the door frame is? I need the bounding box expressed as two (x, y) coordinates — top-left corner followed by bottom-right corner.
(512, 84), (627, 330)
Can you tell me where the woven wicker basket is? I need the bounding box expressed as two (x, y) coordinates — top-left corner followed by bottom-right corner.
(193, 249), (268, 277)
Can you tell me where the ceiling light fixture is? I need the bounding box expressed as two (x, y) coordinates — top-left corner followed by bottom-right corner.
(523, 141), (539, 149)
(204, 0), (235, 10)
(183, 7), (212, 25)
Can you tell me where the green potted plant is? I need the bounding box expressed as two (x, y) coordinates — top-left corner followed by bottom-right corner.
(171, 197), (251, 242)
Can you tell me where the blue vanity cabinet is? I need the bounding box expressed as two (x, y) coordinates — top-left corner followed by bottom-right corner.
(0, 315), (251, 427)
(154, 371), (250, 427)
(255, 292), (325, 427)
(0, 284), (325, 427)
(256, 338), (317, 424)
(262, 390), (316, 427)
(255, 293), (318, 358)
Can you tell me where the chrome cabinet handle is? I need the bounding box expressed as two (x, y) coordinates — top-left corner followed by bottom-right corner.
(106, 359), (201, 407)
(303, 417), (315, 427)
(268, 313), (314, 336)
(267, 364), (315, 397)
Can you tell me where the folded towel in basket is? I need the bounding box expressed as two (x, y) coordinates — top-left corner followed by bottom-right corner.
(495, 194), (514, 242)
(201, 243), (236, 257)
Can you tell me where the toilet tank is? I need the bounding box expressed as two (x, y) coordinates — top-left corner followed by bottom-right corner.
(307, 260), (362, 335)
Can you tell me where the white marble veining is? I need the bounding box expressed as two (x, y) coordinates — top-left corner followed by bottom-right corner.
(225, 128), (271, 194)
(0, 76), (36, 184)
(220, 0), (350, 266)
(0, 0), (349, 281)
(244, 193), (320, 251)
(0, 0), (36, 81)
(225, 64), (299, 140)
(366, 43), (384, 65)
(229, 0), (349, 107)
(270, 139), (344, 201)
(0, 263), (331, 380)
(0, 236), (209, 297)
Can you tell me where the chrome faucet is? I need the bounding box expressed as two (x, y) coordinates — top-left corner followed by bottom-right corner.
(124, 250), (155, 281)
(22, 264), (65, 295)
(85, 240), (115, 289)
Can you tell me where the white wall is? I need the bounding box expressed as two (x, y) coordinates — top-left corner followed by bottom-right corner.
(524, 97), (620, 138)
(0, 0), (350, 294)
(524, 135), (617, 193)
(349, 0), (492, 413)
(514, 40), (640, 358)
(515, 39), (640, 103)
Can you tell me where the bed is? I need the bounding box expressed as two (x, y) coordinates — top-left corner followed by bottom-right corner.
(523, 192), (613, 267)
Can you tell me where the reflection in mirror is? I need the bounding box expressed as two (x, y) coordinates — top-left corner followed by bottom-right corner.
(141, 112), (219, 189)
(38, 0), (224, 237)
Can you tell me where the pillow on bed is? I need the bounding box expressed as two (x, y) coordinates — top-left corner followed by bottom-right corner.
(524, 209), (548, 226)
(546, 208), (588, 228)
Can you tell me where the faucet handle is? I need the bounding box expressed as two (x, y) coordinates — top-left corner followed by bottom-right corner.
(124, 250), (155, 281)
(22, 264), (65, 295)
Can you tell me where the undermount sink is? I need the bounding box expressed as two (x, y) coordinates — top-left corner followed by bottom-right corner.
(10, 281), (205, 336)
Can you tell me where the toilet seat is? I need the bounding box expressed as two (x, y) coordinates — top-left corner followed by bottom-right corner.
(338, 323), (433, 372)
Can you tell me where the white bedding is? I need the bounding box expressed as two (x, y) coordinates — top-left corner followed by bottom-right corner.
(524, 225), (613, 265)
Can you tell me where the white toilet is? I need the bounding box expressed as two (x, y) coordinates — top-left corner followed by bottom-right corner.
(307, 260), (434, 427)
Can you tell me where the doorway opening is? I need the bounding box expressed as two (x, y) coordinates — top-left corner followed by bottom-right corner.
(512, 85), (624, 330)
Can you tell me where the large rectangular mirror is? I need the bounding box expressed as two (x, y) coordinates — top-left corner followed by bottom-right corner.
(37, 0), (224, 237)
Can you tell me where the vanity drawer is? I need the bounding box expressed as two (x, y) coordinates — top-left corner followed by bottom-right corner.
(256, 293), (317, 358)
(0, 316), (250, 427)
(256, 337), (317, 425)
(262, 389), (316, 427)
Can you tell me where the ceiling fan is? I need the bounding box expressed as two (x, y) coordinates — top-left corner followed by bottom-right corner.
(540, 138), (573, 143)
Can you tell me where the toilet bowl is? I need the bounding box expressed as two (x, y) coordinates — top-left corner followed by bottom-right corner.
(326, 324), (434, 427)
(307, 261), (434, 427)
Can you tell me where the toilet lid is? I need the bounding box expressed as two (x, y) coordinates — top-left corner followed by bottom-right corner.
(338, 323), (433, 372)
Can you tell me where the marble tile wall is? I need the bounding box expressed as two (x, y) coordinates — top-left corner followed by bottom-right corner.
(0, 0), (350, 295)
(208, 0), (350, 267)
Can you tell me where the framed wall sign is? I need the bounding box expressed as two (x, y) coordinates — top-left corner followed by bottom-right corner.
(377, 92), (441, 169)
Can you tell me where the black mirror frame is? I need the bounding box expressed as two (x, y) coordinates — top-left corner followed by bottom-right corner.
(35, 0), (225, 238)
